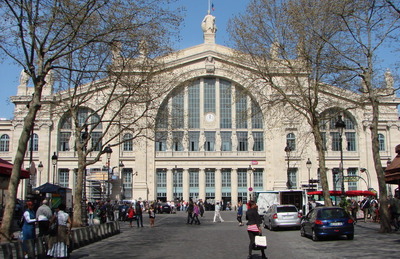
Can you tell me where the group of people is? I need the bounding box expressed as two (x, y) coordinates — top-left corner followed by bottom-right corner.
(20, 200), (71, 258)
(347, 196), (380, 223)
(186, 199), (205, 225)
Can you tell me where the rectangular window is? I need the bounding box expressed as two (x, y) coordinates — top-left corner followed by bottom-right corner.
(205, 131), (215, 151)
(205, 170), (215, 187)
(91, 132), (102, 151)
(204, 78), (216, 113)
(58, 169), (69, 188)
(332, 168), (341, 191)
(174, 170), (183, 187)
(157, 169), (167, 188)
(254, 169), (263, 188)
(59, 132), (71, 151)
(347, 168), (358, 191)
(172, 91), (184, 129)
(220, 80), (232, 128)
(253, 132), (264, 151)
(123, 168), (133, 199)
(378, 134), (385, 151)
(345, 132), (356, 151)
(221, 131), (232, 151)
(155, 132), (167, 151)
(331, 132), (340, 151)
(236, 88), (247, 129)
(237, 169), (247, 188)
(189, 169), (199, 187)
(221, 169), (231, 187)
(237, 132), (248, 151)
(189, 131), (200, 151)
(288, 168), (297, 189)
(251, 102), (263, 129)
(189, 80), (200, 128)
(172, 131), (184, 151)
(321, 132), (327, 151)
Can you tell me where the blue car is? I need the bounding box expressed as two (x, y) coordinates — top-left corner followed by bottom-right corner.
(300, 206), (354, 241)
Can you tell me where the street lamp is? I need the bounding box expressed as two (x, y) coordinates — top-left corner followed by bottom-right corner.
(360, 168), (371, 190)
(38, 161), (43, 186)
(306, 158), (312, 190)
(335, 115), (346, 199)
(51, 152), (58, 185)
(119, 161), (125, 200)
(174, 165), (177, 201)
(103, 145), (113, 200)
(285, 145), (292, 189)
(247, 165), (254, 201)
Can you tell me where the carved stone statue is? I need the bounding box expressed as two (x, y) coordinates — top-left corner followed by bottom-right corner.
(201, 12), (217, 33)
(19, 69), (30, 86)
(45, 70), (54, 87)
(385, 69), (394, 89)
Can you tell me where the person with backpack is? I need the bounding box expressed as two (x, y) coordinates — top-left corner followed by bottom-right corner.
(127, 204), (136, 227)
(360, 197), (371, 222)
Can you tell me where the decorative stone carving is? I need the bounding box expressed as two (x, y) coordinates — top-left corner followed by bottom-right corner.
(205, 56), (215, 73)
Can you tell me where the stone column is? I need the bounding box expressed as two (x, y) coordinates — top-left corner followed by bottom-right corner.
(167, 168), (173, 201)
(199, 168), (206, 201)
(183, 168), (190, 201)
(231, 168), (238, 207)
(215, 168), (222, 202)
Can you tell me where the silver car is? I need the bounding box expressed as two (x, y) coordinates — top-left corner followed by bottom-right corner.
(264, 204), (302, 230)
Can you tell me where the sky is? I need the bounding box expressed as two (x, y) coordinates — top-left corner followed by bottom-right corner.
(0, 0), (398, 119)
(0, 0), (249, 120)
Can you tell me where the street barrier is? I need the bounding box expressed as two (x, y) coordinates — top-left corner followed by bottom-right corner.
(0, 221), (120, 259)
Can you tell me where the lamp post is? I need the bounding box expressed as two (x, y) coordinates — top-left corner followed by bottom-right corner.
(306, 158), (312, 191)
(247, 165), (254, 201)
(285, 145), (292, 189)
(360, 168), (371, 190)
(51, 152), (58, 185)
(173, 165), (177, 201)
(335, 115), (346, 199)
(103, 145), (113, 200)
(119, 161), (125, 200)
(38, 161), (43, 186)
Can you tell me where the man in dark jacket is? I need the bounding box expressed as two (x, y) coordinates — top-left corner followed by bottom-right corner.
(135, 201), (144, 227)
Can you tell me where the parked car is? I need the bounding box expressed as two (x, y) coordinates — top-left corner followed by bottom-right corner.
(159, 203), (172, 214)
(264, 204), (302, 230)
(300, 206), (354, 241)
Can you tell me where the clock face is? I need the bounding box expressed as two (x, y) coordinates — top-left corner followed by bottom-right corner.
(205, 113), (215, 122)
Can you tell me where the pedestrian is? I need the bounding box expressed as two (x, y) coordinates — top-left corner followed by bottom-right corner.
(93, 204), (101, 225)
(191, 203), (201, 225)
(36, 199), (52, 237)
(350, 199), (358, 223)
(246, 200), (267, 259)
(113, 201), (119, 222)
(47, 203), (72, 259)
(127, 204), (135, 227)
(135, 200), (144, 227)
(360, 197), (371, 222)
(388, 195), (400, 231)
(199, 200), (205, 217)
(87, 202), (94, 225)
(237, 201), (243, 226)
(187, 199), (194, 224)
(21, 201), (37, 257)
(213, 201), (224, 223)
(149, 204), (156, 227)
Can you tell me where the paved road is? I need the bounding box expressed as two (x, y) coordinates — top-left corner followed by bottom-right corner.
(70, 211), (400, 259)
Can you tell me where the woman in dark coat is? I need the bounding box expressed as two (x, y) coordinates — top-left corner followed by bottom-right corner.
(246, 200), (266, 259)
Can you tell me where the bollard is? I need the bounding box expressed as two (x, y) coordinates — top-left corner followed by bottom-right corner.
(71, 229), (80, 249)
(1, 243), (13, 259)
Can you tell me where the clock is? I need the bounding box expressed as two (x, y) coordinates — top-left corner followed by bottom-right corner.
(205, 112), (215, 122)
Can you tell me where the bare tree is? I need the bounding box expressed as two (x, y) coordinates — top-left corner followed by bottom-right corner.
(0, 0), (182, 241)
(229, 0), (399, 232)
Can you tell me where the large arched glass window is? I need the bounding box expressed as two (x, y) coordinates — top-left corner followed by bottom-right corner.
(0, 134), (10, 152)
(58, 108), (102, 152)
(378, 133), (385, 151)
(320, 109), (357, 151)
(155, 77), (264, 152)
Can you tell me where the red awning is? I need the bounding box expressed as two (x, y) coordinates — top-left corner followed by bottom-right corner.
(0, 158), (30, 179)
(307, 190), (342, 196)
(345, 190), (377, 197)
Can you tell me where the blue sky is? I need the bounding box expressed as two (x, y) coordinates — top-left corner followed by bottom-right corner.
(0, 0), (249, 120)
(0, 0), (398, 119)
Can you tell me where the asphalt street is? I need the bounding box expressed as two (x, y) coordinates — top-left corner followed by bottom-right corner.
(70, 211), (400, 259)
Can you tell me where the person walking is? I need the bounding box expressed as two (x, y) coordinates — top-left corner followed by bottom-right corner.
(127, 204), (136, 227)
(191, 203), (201, 225)
(350, 199), (358, 223)
(36, 199), (53, 237)
(135, 201), (144, 227)
(187, 199), (194, 224)
(148, 204), (156, 227)
(246, 200), (266, 259)
(47, 204), (72, 259)
(237, 201), (244, 226)
(360, 197), (371, 222)
(87, 202), (94, 225)
(213, 201), (224, 223)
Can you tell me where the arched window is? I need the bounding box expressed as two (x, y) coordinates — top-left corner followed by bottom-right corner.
(155, 77), (264, 153)
(286, 133), (296, 151)
(378, 134), (385, 151)
(320, 109), (357, 152)
(28, 133), (39, 151)
(123, 133), (133, 151)
(0, 134), (10, 152)
(58, 108), (102, 152)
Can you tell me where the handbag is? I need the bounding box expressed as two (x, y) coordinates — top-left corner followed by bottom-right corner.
(254, 235), (267, 249)
(48, 216), (58, 236)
